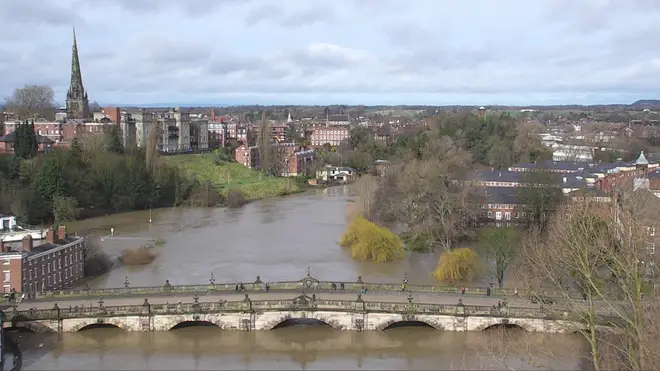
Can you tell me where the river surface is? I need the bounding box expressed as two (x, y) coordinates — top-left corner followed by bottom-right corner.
(14, 187), (590, 370)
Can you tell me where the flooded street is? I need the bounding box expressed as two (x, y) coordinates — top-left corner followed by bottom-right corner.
(15, 187), (588, 370)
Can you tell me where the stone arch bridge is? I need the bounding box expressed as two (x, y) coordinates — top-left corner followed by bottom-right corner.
(4, 292), (599, 334)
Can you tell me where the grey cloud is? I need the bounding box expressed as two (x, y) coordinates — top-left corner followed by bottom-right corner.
(78, 0), (244, 18)
(279, 5), (336, 28)
(244, 4), (284, 26)
(0, 1), (86, 27)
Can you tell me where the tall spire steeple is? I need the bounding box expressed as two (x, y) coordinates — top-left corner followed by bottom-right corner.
(66, 26), (90, 120)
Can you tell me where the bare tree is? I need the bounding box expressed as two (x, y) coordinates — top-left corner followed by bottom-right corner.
(4, 85), (56, 120)
(257, 111), (281, 176)
(386, 136), (479, 251)
(146, 120), (162, 173)
(89, 100), (102, 113)
(516, 187), (660, 371)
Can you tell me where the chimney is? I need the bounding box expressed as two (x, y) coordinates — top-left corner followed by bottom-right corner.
(211, 109), (215, 123)
(46, 229), (55, 243)
(22, 235), (32, 252)
(57, 225), (67, 241)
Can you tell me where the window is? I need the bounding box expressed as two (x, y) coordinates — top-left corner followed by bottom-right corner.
(3, 271), (9, 283)
(647, 243), (655, 255)
(648, 227), (656, 236)
(2, 259), (8, 266)
(487, 211), (493, 218)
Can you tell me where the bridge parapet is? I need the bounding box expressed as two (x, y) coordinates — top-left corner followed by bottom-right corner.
(28, 274), (579, 301)
(7, 295), (554, 322)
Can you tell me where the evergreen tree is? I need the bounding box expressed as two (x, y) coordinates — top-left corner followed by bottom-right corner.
(13, 120), (37, 159)
(34, 154), (67, 212)
(69, 135), (84, 164)
(104, 125), (124, 154)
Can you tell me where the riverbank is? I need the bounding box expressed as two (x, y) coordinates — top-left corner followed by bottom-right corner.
(165, 153), (307, 200)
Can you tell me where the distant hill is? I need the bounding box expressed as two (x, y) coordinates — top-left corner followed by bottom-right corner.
(631, 100), (660, 108)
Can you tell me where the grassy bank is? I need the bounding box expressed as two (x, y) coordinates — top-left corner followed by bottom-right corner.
(165, 153), (303, 200)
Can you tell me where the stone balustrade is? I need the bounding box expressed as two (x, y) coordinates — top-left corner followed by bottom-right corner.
(28, 273), (576, 301)
(7, 296), (548, 321)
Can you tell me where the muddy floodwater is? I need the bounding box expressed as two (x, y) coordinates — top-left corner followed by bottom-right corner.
(15, 187), (589, 370)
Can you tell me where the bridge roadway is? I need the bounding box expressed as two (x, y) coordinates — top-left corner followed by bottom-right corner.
(15, 291), (536, 311)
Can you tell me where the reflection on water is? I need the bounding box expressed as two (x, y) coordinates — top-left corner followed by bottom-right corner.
(16, 326), (588, 371)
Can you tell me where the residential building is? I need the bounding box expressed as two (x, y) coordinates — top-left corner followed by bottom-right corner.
(0, 132), (54, 153)
(552, 144), (594, 162)
(234, 144), (259, 169)
(0, 226), (85, 293)
(208, 121), (226, 148)
(310, 126), (350, 147)
(4, 119), (63, 143)
(316, 166), (355, 182)
(65, 28), (90, 120)
(326, 114), (350, 126)
(190, 120), (209, 151)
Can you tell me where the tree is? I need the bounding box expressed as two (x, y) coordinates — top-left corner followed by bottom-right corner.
(103, 124), (124, 154)
(477, 227), (520, 288)
(145, 120), (161, 173)
(34, 154), (67, 214)
(340, 216), (404, 263)
(432, 247), (481, 283)
(257, 111), (281, 176)
(89, 101), (101, 112)
(4, 85), (56, 120)
(517, 189), (660, 371)
(516, 171), (563, 230)
(52, 196), (79, 225)
(389, 136), (479, 251)
(13, 120), (37, 159)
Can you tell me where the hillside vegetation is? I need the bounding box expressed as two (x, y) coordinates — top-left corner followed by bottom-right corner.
(165, 153), (300, 200)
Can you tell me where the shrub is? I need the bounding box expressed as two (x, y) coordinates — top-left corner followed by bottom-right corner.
(84, 239), (114, 276)
(225, 189), (248, 208)
(432, 247), (481, 283)
(340, 216), (404, 263)
(120, 247), (157, 266)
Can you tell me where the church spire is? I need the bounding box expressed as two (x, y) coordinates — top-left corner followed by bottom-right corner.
(66, 27), (90, 120)
(69, 26), (84, 96)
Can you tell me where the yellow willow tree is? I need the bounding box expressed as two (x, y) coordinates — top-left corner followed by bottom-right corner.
(432, 247), (481, 283)
(340, 216), (404, 263)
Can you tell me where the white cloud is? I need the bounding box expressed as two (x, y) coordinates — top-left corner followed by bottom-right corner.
(1, 0), (660, 105)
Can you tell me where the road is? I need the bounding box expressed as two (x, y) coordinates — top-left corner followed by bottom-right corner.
(16, 291), (536, 311)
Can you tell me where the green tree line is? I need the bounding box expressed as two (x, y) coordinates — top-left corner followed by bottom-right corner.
(0, 121), (205, 225)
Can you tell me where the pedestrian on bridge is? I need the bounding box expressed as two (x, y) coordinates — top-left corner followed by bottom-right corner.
(461, 286), (466, 295)
(486, 286), (491, 296)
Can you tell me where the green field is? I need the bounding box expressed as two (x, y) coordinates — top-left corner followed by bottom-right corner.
(165, 154), (301, 200)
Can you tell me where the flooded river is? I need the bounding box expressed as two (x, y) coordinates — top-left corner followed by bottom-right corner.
(14, 187), (590, 370)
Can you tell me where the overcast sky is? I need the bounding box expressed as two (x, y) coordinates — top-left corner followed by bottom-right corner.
(1, 0), (660, 106)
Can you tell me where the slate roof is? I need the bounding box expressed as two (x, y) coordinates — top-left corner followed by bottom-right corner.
(0, 132), (54, 144)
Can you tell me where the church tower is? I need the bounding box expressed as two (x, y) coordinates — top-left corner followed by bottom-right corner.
(66, 27), (90, 120)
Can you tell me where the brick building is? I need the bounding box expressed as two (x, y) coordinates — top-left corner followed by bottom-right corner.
(0, 132), (55, 153)
(234, 144), (259, 169)
(0, 226), (85, 293)
(310, 126), (350, 147)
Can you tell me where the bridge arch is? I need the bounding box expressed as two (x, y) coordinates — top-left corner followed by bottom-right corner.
(482, 323), (526, 332)
(169, 321), (220, 330)
(77, 323), (123, 332)
(265, 313), (343, 330)
(70, 319), (126, 332)
(377, 316), (445, 331)
(5, 320), (55, 333)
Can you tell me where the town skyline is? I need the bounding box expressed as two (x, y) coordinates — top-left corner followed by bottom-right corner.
(2, 1), (660, 106)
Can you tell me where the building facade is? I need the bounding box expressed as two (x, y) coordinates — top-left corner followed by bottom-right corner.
(0, 226), (85, 293)
(310, 127), (350, 147)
